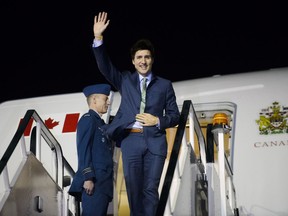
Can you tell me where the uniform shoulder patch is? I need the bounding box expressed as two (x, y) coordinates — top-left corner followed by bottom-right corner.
(83, 113), (91, 117)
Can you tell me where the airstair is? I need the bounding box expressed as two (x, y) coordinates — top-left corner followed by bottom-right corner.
(156, 100), (239, 216)
(0, 100), (240, 215)
(0, 110), (78, 216)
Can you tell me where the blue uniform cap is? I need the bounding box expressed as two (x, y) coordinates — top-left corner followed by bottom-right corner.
(83, 84), (111, 97)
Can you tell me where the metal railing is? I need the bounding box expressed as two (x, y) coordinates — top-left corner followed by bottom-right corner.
(157, 100), (239, 216)
(0, 109), (78, 215)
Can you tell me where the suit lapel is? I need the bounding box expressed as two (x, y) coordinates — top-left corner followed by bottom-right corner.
(131, 72), (141, 93)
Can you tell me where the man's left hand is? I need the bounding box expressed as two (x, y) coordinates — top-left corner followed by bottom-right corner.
(136, 113), (159, 126)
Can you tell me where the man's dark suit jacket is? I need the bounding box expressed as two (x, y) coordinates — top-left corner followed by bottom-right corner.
(93, 44), (180, 157)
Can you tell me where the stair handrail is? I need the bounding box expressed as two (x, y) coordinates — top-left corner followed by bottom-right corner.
(156, 100), (207, 215)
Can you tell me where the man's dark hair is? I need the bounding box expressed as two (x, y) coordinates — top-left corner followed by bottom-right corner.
(130, 39), (155, 60)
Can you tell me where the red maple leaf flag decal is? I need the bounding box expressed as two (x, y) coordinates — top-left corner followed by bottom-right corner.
(19, 113), (80, 136)
(45, 118), (59, 129)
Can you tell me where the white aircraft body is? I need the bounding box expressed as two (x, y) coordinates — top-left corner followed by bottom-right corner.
(0, 68), (287, 216)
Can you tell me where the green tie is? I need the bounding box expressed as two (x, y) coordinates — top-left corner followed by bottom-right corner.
(140, 77), (147, 113)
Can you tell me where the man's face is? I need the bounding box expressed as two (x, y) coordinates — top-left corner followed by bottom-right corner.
(94, 94), (110, 115)
(132, 50), (153, 76)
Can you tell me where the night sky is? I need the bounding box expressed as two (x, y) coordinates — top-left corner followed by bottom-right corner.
(1, 1), (287, 103)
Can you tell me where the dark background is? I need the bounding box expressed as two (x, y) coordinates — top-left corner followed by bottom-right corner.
(1, 1), (287, 103)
